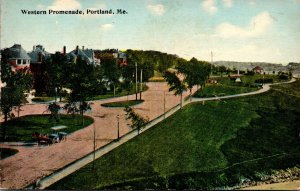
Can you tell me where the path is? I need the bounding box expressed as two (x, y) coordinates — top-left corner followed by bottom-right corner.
(241, 180), (300, 190)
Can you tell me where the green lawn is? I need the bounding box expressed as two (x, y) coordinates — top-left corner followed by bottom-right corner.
(49, 81), (300, 190)
(88, 84), (148, 101)
(0, 148), (18, 159)
(194, 74), (291, 98)
(101, 100), (144, 107)
(194, 84), (258, 97)
(0, 114), (94, 142)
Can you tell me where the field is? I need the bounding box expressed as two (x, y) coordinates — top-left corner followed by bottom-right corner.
(0, 114), (93, 142)
(49, 80), (300, 190)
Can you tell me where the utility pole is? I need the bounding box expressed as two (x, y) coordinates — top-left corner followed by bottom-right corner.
(92, 122), (96, 171)
(140, 69), (143, 100)
(135, 62), (138, 100)
(117, 115), (120, 141)
(164, 91), (166, 119)
(211, 51), (213, 77)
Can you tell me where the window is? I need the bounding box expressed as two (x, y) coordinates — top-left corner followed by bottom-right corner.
(23, 60), (27, 65)
(17, 59), (22, 65)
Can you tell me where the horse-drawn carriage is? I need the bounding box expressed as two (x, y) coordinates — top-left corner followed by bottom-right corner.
(32, 125), (67, 145)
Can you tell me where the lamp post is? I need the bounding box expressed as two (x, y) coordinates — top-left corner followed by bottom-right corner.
(140, 69), (143, 100)
(117, 115), (120, 141)
(54, 87), (57, 103)
(135, 62), (138, 100)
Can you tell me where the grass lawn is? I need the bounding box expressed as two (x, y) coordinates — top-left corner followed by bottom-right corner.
(88, 84), (148, 101)
(194, 74), (291, 98)
(101, 100), (144, 107)
(0, 114), (94, 142)
(0, 148), (18, 159)
(194, 84), (258, 97)
(31, 97), (55, 102)
(49, 81), (300, 190)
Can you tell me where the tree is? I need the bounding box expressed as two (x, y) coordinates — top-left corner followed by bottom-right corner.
(176, 58), (210, 100)
(47, 102), (61, 123)
(43, 52), (69, 100)
(219, 65), (227, 77)
(1, 51), (32, 140)
(101, 57), (121, 97)
(64, 57), (95, 125)
(163, 71), (187, 108)
(121, 79), (133, 101)
(124, 106), (149, 135)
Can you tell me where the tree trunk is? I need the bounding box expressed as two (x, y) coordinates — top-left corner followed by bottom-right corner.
(17, 105), (21, 117)
(113, 84), (116, 97)
(59, 86), (62, 102)
(190, 88), (192, 102)
(2, 114), (8, 141)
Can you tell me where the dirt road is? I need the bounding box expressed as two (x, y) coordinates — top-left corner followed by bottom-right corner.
(0, 82), (195, 189)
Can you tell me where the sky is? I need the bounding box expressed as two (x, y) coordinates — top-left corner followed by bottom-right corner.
(1, 0), (300, 64)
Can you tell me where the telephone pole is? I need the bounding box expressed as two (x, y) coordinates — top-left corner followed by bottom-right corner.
(140, 69), (143, 100)
(210, 51), (213, 77)
(135, 62), (138, 100)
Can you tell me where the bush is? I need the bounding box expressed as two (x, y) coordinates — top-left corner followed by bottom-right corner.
(254, 78), (273, 84)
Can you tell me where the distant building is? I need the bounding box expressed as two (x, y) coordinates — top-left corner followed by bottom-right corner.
(2, 44), (31, 72)
(94, 49), (127, 67)
(28, 45), (51, 93)
(28, 45), (51, 64)
(252, 66), (264, 74)
(117, 51), (127, 67)
(67, 46), (100, 65)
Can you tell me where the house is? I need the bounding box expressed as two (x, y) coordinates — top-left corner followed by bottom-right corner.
(2, 44), (31, 72)
(28, 45), (51, 93)
(117, 51), (127, 66)
(252, 66), (264, 74)
(94, 49), (127, 67)
(28, 45), (51, 64)
(67, 46), (100, 65)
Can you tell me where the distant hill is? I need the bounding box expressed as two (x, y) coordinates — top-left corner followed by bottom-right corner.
(213, 61), (288, 73)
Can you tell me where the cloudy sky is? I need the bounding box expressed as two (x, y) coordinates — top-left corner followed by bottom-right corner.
(1, 0), (300, 64)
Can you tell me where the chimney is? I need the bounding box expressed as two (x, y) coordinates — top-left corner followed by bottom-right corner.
(33, 46), (35, 51)
(63, 46), (66, 55)
(82, 46), (84, 50)
(38, 52), (42, 63)
(76, 45), (79, 55)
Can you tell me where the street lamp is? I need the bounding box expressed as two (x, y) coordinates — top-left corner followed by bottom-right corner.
(116, 115), (120, 141)
(135, 62), (138, 100)
(54, 87), (57, 103)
